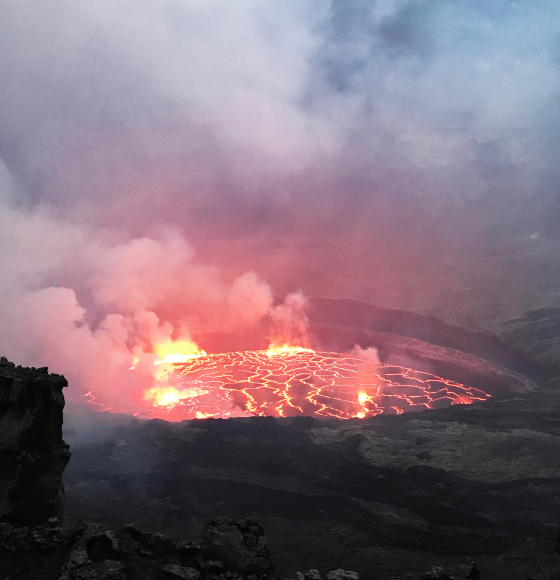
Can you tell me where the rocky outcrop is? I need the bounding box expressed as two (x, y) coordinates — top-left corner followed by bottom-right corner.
(0, 357), (70, 526)
(57, 522), (203, 580)
(201, 518), (273, 579)
(0, 519), (203, 580)
(1, 514), (558, 580)
(0, 518), (319, 580)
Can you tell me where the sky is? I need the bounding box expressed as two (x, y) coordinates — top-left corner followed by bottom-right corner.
(0, 0), (559, 401)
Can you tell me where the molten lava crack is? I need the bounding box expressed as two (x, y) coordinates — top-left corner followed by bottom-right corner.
(133, 349), (490, 421)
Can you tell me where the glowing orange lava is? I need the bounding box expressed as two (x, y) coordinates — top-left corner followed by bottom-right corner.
(153, 339), (206, 364)
(113, 347), (490, 421)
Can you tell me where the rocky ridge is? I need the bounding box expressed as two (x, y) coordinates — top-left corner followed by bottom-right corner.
(0, 357), (70, 526)
(0, 515), (364, 580)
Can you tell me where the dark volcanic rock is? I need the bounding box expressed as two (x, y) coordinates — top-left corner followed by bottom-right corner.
(0, 518), (282, 580)
(502, 308), (560, 380)
(57, 522), (204, 580)
(0, 518), (80, 579)
(200, 518), (273, 578)
(64, 393), (560, 579)
(0, 356), (70, 526)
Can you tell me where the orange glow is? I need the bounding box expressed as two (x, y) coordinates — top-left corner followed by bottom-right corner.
(86, 346), (491, 421)
(195, 411), (213, 419)
(144, 385), (207, 407)
(153, 339), (206, 364)
(265, 344), (315, 356)
(84, 328), (491, 420)
(452, 394), (473, 405)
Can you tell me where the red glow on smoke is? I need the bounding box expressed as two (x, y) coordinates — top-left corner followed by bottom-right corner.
(86, 344), (490, 420)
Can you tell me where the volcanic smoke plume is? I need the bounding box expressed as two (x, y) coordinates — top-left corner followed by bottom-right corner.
(0, 2), (557, 418)
(0, 191), (310, 410)
(0, 196), (488, 420)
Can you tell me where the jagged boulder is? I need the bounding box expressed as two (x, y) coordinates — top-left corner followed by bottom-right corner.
(201, 518), (273, 579)
(418, 567), (454, 580)
(0, 519), (272, 579)
(325, 570), (359, 580)
(0, 519), (203, 580)
(57, 522), (203, 580)
(0, 357), (70, 525)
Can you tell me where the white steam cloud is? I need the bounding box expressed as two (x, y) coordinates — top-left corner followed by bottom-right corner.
(349, 345), (381, 365)
(269, 290), (310, 349)
(0, 162), (289, 405)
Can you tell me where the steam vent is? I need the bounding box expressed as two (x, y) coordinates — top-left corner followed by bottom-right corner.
(0, 357), (70, 526)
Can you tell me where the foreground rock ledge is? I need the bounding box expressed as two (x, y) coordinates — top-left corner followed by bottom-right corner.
(0, 357), (70, 526)
(0, 518), (556, 580)
(0, 517), (350, 580)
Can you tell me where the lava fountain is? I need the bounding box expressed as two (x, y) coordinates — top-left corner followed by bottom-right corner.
(86, 341), (490, 421)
